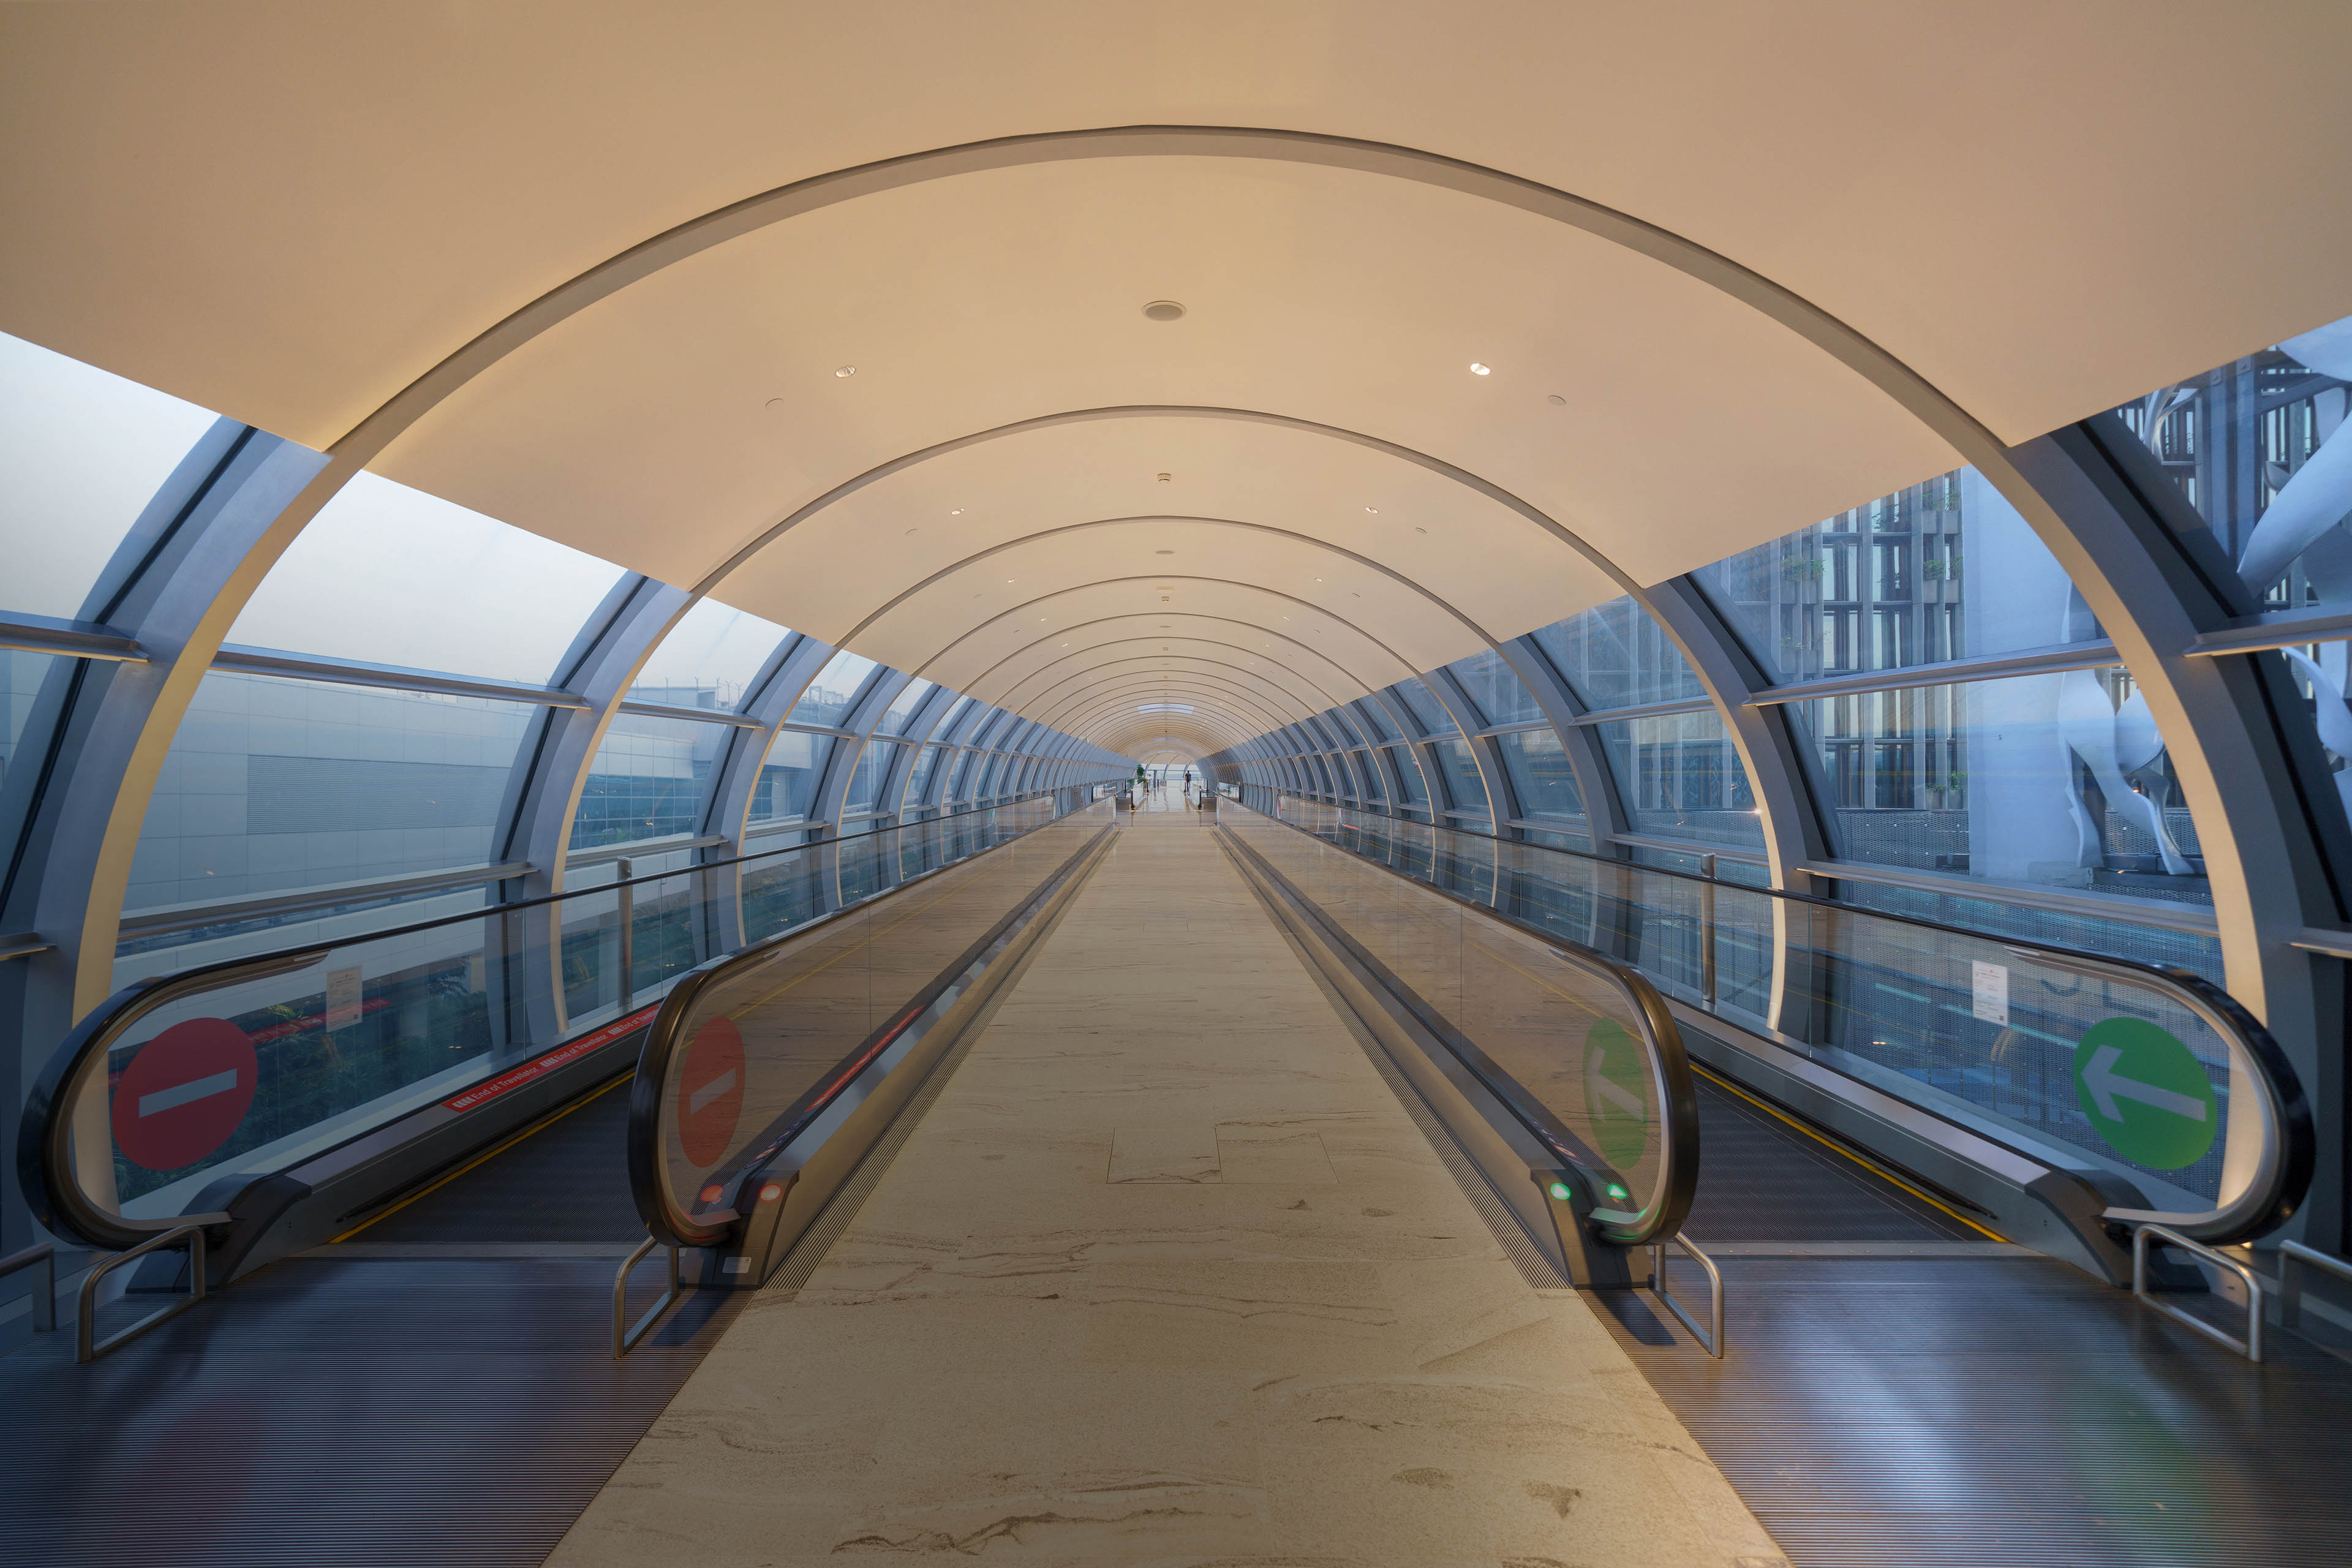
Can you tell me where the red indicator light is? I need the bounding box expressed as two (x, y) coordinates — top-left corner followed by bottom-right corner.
(699, 1185), (724, 1204)
(760, 1183), (784, 1203)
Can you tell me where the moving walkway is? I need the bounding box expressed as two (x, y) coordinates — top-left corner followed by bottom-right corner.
(4, 776), (2347, 1565)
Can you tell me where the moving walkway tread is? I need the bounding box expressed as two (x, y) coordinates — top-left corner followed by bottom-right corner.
(0, 1071), (742, 1568)
(1603, 1071), (2352, 1567)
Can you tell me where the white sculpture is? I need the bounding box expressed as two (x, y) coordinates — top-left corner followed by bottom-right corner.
(2061, 312), (2352, 867)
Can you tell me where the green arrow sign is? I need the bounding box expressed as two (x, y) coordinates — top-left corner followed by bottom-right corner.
(2071, 1017), (2218, 1170)
(1584, 1018), (1649, 1168)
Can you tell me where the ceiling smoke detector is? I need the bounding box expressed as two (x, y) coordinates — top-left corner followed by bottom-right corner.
(1156, 472), (1172, 483)
(833, 366), (856, 378)
(1142, 300), (1187, 322)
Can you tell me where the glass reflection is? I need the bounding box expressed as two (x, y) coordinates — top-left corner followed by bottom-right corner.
(636, 599), (791, 712)
(1530, 596), (1706, 711)
(785, 650), (877, 729)
(0, 330), (220, 622)
(126, 673), (534, 910)
(571, 709), (729, 849)
(1498, 728), (1585, 823)
(750, 728), (833, 824)
(1594, 709), (1763, 849)
(1694, 467), (2094, 685)
(1448, 647), (1545, 725)
(2108, 311), (2352, 833)
(1789, 666), (2207, 909)
(231, 472), (624, 684)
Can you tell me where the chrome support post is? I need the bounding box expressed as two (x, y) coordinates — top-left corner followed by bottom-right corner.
(612, 1231), (684, 1358)
(78, 1223), (208, 1363)
(2133, 1223), (2264, 1363)
(615, 857), (635, 1012)
(2278, 1239), (2352, 1333)
(1647, 1233), (1724, 1358)
(1, 1242), (57, 1333)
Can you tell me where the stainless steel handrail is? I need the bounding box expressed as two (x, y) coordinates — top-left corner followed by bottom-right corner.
(78, 1222), (208, 1363)
(2, 1242), (58, 1334)
(612, 1232), (682, 1358)
(1648, 1233), (1724, 1358)
(2278, 1238), (2352, 1333)
(2133, 1223), (2264, 1363)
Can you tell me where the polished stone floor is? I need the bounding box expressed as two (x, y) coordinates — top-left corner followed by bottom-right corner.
(551, 794), (1784, 1566)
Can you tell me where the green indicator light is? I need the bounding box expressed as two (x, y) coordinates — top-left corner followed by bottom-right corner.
(1547, 1181), (1572, 1200)
(1606, 1183), (1629, 1200)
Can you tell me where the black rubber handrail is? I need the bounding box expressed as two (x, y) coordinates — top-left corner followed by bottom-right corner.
(18, 789), (1080, 1253)
(1218, 810), (1700, 1248)
(626, 802), (1117, 1248)
(1269, 792), (2315, 1244)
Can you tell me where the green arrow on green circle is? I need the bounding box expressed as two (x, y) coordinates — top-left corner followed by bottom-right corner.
(1584, 1018), (1649, 1168)
(2070, 1017), (2219, 1170)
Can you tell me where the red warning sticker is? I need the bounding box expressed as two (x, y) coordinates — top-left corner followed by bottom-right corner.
(676, 1016), (746, 1169)
(442, 1004), (659, 1113)
(113, 1018), (258, 1171)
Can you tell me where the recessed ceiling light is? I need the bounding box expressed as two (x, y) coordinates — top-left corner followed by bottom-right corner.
(1364, 506), (1378, 514)
(950, 507), (964, 515)
(1142, 300), (1187, 322)
(1547, 394), (1566, 405)
(834, 366), (856, 377)
(1006, 579), (1016, 583)
(1469, 363), (1491, 376)
(1314, 577), (1322, 582)
(1156, 472), (1172, 483)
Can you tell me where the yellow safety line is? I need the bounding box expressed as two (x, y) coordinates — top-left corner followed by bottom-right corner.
(1688, 1061), (2008, 1242)
(325, 1069), (637, 1244)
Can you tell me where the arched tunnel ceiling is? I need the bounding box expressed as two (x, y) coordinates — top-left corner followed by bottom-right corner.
(6, 6), (2350, 763)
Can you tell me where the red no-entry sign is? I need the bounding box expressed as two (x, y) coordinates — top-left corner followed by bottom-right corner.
(676, 1015), (745, 1168)
(112, 1017), (258, 1171)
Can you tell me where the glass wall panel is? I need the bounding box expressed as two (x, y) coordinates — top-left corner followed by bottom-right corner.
(748, 728), (833, 824)
(635, 599), (791, 712)
(1432, 737), (1490, 820)
(1354, 698), (1401, 741)
(230, 472), (624, 684)
(2, 651), (62, 792)
(2105, 311), (2352, 831)
(873, 679), (935, 736)
(2, 331), (221, 621)
(946, 750), (978, 801)
(1386, 747), (1429, 810)
(1497, 728), (1585, 823)
(1787, 666), (2209, 909)
(1448, 648), (1545, 726)
(1530, 595), (1706, 711)
(1393, 678), (1457, 735)
(1694, 467), (2094, 687)
(1323, 707), (1365, 746)
(126, 673), (535, 911)
(1595, 709), (1764, 849)
(843, 741), (896, 815)
(927, 693), (974, 743)
(785, 650), (877, 728)
(903, 744), (943, 806)
(571, 709), (730, 849)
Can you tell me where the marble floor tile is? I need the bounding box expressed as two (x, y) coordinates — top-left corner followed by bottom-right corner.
(1110, 1125), (1224, 1183)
